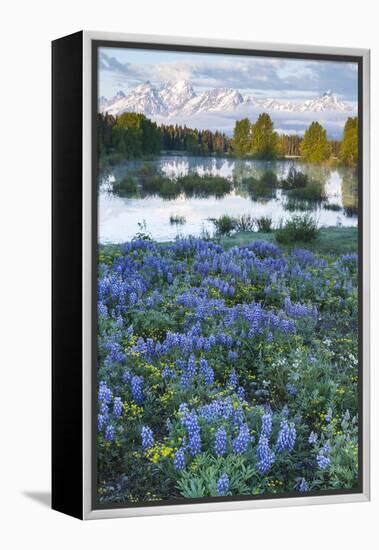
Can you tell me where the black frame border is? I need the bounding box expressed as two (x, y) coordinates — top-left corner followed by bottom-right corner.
(52, 30), (84, 519)
(91, 39), (364, 511)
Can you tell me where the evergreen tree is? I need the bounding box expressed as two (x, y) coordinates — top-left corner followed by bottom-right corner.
(339, 117), (358, 166)
(300, 121), (331, 163)
(251, 113), (279, 159)
(141, 117), (162, 155)
(233, 118), (252, 157)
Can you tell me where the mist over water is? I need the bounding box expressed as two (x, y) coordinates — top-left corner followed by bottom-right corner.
(98, 156), (358, 244)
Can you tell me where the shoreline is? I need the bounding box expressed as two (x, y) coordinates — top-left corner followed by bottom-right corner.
(99, 226), (358, 256)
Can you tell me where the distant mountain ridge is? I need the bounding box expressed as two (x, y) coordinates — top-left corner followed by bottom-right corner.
(99, 80), (355, 118)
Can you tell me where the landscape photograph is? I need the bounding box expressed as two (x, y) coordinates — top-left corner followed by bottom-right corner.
(96, 45), (360, 505)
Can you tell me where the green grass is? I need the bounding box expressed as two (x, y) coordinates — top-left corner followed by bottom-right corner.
(219, 226), (358, 254)
(99, 226), (358, 259)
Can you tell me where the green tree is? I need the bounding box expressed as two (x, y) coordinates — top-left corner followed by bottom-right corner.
(233, 118), (252, 157)
(141, 117), (162, 155)
(251, 113), (279, 159)
(184, 132), (200, 154)
(339, 117), (358, 166)
(300, 121), (331, 163)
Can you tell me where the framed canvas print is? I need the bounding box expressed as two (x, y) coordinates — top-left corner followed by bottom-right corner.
(52, 31), (370, 519)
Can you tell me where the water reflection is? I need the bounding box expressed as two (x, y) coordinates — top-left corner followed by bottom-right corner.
(99, 156), (358, 243)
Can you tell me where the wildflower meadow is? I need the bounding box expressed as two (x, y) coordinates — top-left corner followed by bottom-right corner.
(96, 236), (359, 504)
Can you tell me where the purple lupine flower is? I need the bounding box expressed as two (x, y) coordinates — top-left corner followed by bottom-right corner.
(276, 420), (296, 452)
(214, 427), (227, 457)
(217, 474), (230, 496)
(113, 397), (122, 419)
(232, 425), (250, 454)
(173, 448), (186, 470)
(261, 412), (273, 439)
(181, 412), (201, 456)
(308, 431), (318, 444)
(131, 375), (144, 404)
(316, 454), (331, 469)
(105, 424), (115, 441)
(228, 369), (238, 389)
(256, 435), (275, 473)
(141, 426), (154, 450)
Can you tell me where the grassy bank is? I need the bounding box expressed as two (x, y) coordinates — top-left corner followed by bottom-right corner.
(219, 226), (358, 254)
(99, 227), (358, 264)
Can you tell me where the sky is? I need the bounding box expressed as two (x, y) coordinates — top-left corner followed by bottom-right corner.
(98, 46), (358, 103)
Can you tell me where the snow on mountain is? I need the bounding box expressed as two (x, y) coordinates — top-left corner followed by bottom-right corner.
(159, 80), (196, 112)
(100, 81), (353, 119)
(180, 88), (244, 116)
(297, 90), (350, 112)
(103, 81), (166, 117)
(246, 90), (352, 113)
(245, 96), (295, 112)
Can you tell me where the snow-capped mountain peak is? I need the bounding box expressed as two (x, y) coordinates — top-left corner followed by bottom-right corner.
(298, 90), (348, 112)
(102, 81), (166, 116)
(159, 80), (196, 111)
(114, 90), (126, 100)
(100, 81), (354, 119)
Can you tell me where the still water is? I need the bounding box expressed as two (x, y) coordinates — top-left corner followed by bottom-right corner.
(99, 156), (358, 244)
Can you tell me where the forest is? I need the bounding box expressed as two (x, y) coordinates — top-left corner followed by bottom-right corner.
(97, 111), (358, 165)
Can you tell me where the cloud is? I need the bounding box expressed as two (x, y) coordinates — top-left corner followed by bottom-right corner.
(99, 48), (358, 102)
(99, 52), (144, 85)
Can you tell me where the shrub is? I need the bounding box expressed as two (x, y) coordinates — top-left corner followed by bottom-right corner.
(112, 176), (138, 195)
(140, 175), (164, 194)
(211, 214), (236, 235)
(260, 170), (278, 187)
(137, 163), (157, 180)
(234, 214), (255, 232)
(244, 177), (276, 198)
(276, 214), (319, 244)
(170, 214), (186, 225)
(178, 174), (231, 197)
(256, 216), (273, 232)
(159, 178), (181, 199)
(288, 180), (326, 202)
(281, 167), (308, 189)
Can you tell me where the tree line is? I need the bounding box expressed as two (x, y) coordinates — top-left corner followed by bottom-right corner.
(97, 111), (358, 166)
(97, 112), (162, 160)
(97, 113), (231, 160)
(232, 113), (358, 165)
(161, 124), (230, 155)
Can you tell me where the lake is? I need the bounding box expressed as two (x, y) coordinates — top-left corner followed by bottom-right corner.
(98, 155), (358, 243)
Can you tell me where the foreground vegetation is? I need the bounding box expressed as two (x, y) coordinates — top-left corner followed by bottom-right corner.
(97, 227), (359, 503)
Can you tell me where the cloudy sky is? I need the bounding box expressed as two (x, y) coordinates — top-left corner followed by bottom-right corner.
(98, 46), (358, 102)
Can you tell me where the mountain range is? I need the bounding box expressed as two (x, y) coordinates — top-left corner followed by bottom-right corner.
(99, 80), (354, 119)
